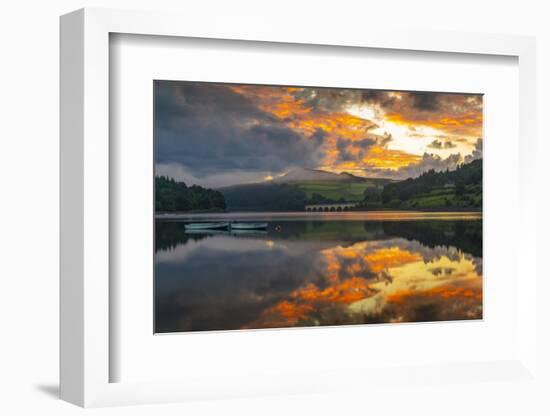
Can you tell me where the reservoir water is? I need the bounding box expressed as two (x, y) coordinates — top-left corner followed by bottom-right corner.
(155, 212), (482, 333)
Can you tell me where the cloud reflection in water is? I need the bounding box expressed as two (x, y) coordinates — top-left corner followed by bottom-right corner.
(155, 220), (482, 332)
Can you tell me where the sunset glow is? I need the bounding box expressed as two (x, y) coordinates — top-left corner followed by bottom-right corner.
(229, 86), (482, 179)
(155, 82), (482, 186)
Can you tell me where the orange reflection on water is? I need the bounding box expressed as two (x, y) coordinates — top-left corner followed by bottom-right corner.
(364, 246), (422, 272)
(387, 285), (482, 304)
(244, 241), (482, 329)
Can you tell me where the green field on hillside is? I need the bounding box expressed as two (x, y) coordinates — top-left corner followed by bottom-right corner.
(297, 180), (385, 202)
(395, 185), (482, 209)
(379, 159), (482, 210)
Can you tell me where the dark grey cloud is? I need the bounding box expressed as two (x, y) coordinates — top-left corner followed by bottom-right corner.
(361, 90), (398, 108)
(295, 88), (364, 113)
(409, 91), (439, 111)
(361, 90), (440, 111)
(288, 88), (448, 115)
(155, 81), (326, 185)
(397, 152), (463, 178)
(361, 90), (482, 121)
(335, 137), (376, 162)
(428, 139), (457, 150)
(465, 138), (483, 163)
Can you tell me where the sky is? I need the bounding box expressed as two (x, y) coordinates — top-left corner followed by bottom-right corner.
(155, 81), (482, 188)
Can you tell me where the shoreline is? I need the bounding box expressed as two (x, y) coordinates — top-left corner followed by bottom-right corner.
(156, 207), (482, 216)
(155, 210), (482, 221)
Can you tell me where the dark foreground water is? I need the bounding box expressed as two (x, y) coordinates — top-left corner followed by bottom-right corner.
(155, 212), (482, 333)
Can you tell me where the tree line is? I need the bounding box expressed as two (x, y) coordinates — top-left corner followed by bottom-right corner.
(155, 176), (226, 212)
(379, 159), (482, 205)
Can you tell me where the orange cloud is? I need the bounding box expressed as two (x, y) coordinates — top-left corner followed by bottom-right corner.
(229, 85), (481, 177)
(362, 146), (422, 170)
(291, 112), (377, 139)
(385, 111), (482, 137)
(230, 86), (386, 167)
(229, 85), (312, 119)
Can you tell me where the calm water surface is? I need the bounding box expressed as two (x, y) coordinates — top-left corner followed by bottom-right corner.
(155, 212), (482, 333)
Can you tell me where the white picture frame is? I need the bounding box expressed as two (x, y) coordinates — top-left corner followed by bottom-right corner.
(60, 7), (538, 408)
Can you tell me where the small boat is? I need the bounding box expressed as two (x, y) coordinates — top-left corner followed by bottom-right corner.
(184, 229), (231, 235)
(184, 222), (229, 230)
(230, 222), (268, 230)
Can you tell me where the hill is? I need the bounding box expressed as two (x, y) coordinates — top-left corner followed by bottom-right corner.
(273, 168), (393, 203)
(273, 168), (367, 183)
(372, 159), (482, 210)
(220, 183), (307, 211)
(155, 176), (226, 212)
(220, 169), (393, 210)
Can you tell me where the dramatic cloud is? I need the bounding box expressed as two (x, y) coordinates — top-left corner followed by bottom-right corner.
(335, 137), (377, 162)
(155, 82), (327, 184)
(155, 82), (483, 186)
(384, 93), (483, 137)
(428, 139), (457, 149)
(465, 138), (483, 163)
(395, 152), (464, 178)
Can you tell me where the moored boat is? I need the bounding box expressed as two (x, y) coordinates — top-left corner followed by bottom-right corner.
(184, 222), (230, 230)
(184, 229), (231, 235)
(230, 222), (268, 230)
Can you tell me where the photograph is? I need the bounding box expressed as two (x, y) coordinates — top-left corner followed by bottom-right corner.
(154, 81), (483, 333)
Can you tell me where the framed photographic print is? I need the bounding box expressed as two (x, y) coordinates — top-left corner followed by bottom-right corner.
(60, 7), (540, 409)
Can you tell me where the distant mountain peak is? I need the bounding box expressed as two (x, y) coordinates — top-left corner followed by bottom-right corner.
(273, 168), (366, 183)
